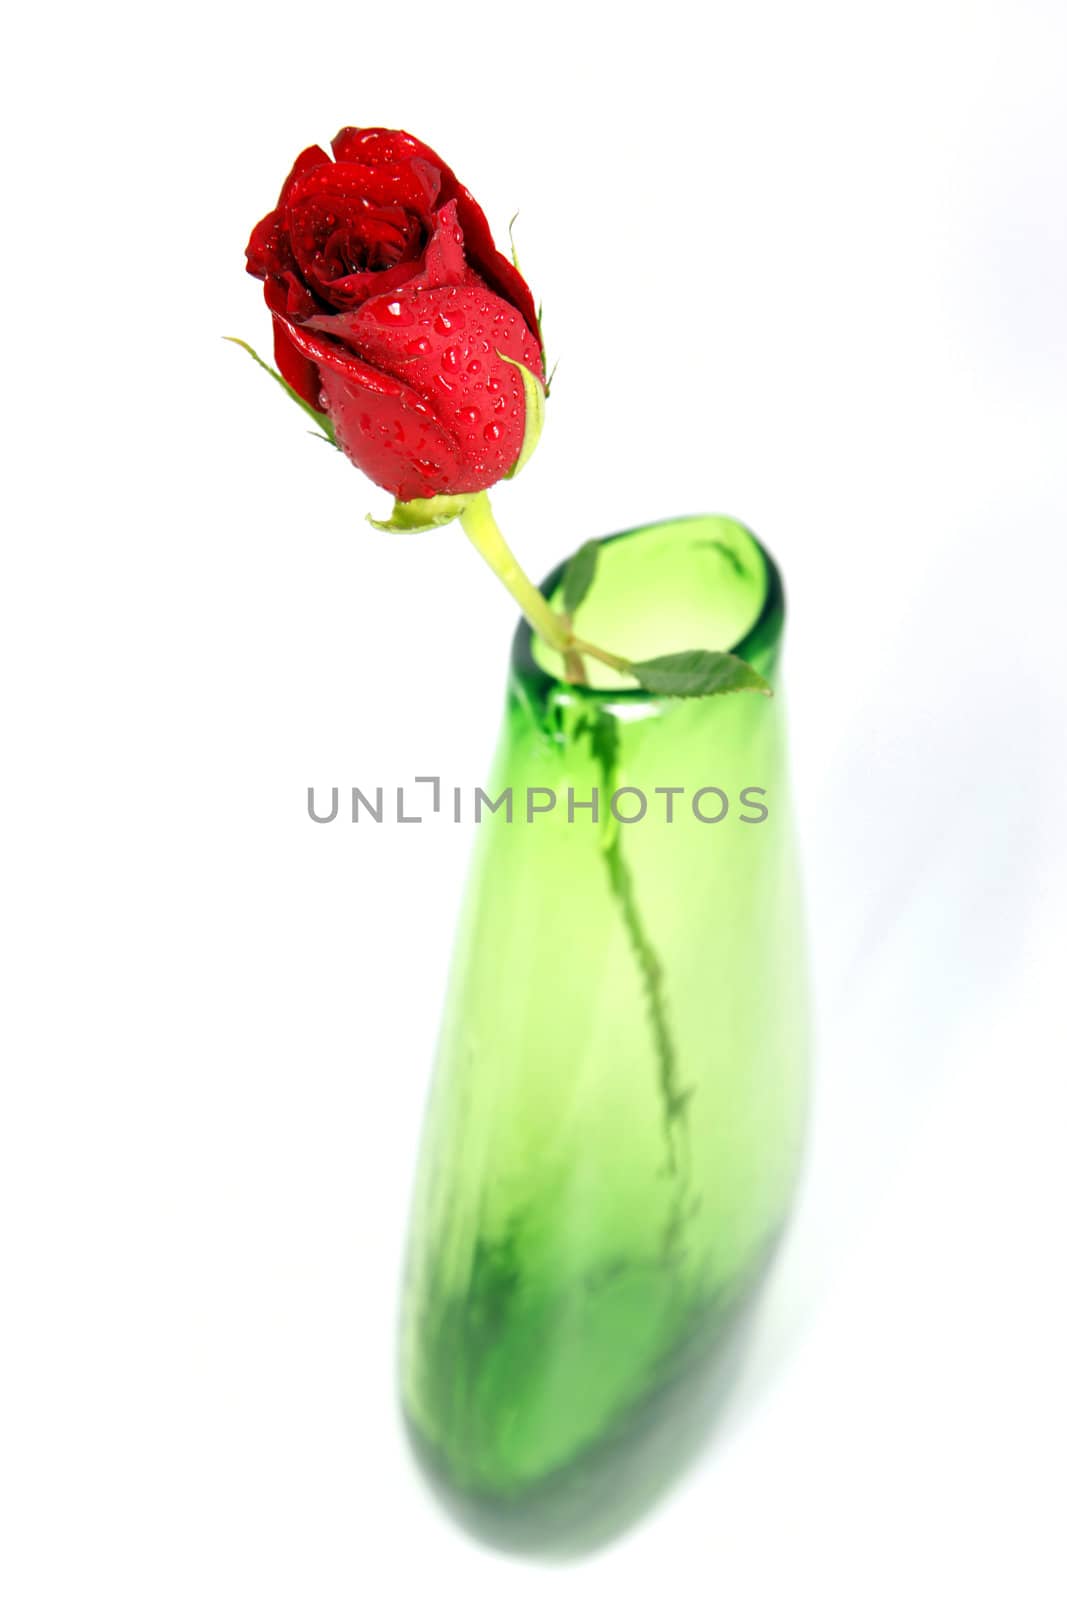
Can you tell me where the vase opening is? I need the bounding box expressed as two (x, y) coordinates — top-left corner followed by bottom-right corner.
(520, 514), (781, 694)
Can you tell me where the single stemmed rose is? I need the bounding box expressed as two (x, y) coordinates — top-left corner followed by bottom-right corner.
(235, 126), (770, 700)
(244, 127), (544, 503)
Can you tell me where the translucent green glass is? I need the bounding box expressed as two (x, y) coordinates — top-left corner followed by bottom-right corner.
(400, 515), (809, 1548)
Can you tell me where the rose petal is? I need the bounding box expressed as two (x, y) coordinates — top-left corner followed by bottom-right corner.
(420, 199), (466, 287)
(319, 256), (425, 310)
(278, 316), (404, 395)
(331, 127), (424, 165)
(272, 320), (324, 411)
(278, 310), (469, 499)
(276, 144), (331, 207)
(284, 158), (438, 219)
(247, 147), (333, 280)
(263, 271), (320, 324)
(306, 280), (543, 492)
(330, 127), (541, 347)
(302, 198), (465, 329)
(245, 210), (286, 280)
(317, 363), (466, 501)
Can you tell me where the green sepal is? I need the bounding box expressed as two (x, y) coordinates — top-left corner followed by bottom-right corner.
(632, 650), (772, 699)
(367, 493), (476, 534)
(224, 336), (337, 447)
(497, 352), (545, 479)
(504, 214), (550, 390)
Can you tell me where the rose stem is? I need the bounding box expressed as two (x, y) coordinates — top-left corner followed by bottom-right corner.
(559, 614), (589, 687)
(458, 492), (633, 680)
(458, 492), (572, 653)
(570, 637), (631, 675)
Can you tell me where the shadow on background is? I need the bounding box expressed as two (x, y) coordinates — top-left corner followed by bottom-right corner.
(721, 523), (1057, 1430)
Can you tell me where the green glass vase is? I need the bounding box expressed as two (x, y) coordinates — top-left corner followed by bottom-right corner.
(399, 515), (809, 1548)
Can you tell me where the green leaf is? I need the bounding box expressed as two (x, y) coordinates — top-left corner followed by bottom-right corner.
(496, 352), (545, 478)
(632, 650), (772, 699)
(507, 211), (522, 273)
(224, 336), (337, 448)
(562, 539), (599, 615)
(367, 493), (476, 533)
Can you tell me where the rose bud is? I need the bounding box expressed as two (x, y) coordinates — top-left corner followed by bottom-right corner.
(245, 128), (545, 510)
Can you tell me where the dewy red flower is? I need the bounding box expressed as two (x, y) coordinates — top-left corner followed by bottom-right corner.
(245, 128), (545, 502)
(238, 124), (769, 701)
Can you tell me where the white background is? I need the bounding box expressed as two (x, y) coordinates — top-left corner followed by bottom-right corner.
(2, 1), (1065, 1594)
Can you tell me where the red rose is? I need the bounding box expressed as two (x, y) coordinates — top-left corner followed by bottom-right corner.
(245, 128), (544, 503)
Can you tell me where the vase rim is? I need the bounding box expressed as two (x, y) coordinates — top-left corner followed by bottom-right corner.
(510, 513), (785, 708)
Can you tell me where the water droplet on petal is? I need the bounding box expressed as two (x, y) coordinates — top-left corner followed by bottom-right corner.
(370, 299), (414, 326)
